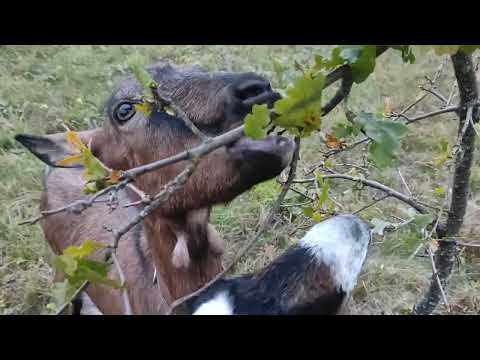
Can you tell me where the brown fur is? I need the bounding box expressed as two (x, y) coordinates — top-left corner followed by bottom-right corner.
(18, 63), (292, 314)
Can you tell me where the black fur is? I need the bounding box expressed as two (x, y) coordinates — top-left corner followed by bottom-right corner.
(186, 246), (346, 315)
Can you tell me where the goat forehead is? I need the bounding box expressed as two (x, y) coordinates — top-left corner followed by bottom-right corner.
(108, 64), (229, 103)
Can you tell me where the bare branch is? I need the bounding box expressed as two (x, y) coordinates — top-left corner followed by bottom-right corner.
(352, 194), (390, 215)
(390, 59), (447, 121)
(426, 245), (451, 313)
(292, 171), (428, 214)
(55, 281), (89, 315)
(321, 46), (390, 117)
(397, 169), (412, 196)
(402, 106), (459, 124)
(153, 87), (210, 142)
(112, 253), (133, 315)
(19, 178), (132, 225)
(123, 125), (244, 180)
(112, 161), (198, 250)
(419, 86), (448, 104)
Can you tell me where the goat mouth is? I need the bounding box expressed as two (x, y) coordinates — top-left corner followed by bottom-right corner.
(242, 90), (282, 109)
(227, 134), (295, 166)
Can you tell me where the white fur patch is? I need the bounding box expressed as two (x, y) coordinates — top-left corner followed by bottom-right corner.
(193, 291), (234, 315)
(300, 215), (370, 293)
(79, 292), (103, 315)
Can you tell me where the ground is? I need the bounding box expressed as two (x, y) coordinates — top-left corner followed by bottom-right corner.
(0, 45), (479, 315)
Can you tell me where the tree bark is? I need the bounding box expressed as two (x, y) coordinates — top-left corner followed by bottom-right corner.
(413, 51), (478, 315)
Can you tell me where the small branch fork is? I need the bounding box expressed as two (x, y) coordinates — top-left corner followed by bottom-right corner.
(291, 169), (428, 214)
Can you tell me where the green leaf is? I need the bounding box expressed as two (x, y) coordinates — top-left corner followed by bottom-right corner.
(76, 259), (122, 288)
(371, 218), (394, 236)
(55, 255), (78, 277)
(134, 102), (153, 118)
(317, 178), (331, 208)
(63, 239), (106, 259)
(52, 280), (77, 308)
(354, 112), (409, 168)
(303, 206), (323, 223)
(434, 186), (446, 196)
(311, 212), (323, 223)
(273, 73), (325, 137)
(350, 45), (377, 84)
(244, 104), (271, 140)
(332, 122), (362, 139)
(82, 150), (108, 183)
(389, 45), (416, 64)
(303, 206), (315, 218)
(413, 213), (435, 229)
(130, 64), (157, 98)
(312, 48), (345, 73)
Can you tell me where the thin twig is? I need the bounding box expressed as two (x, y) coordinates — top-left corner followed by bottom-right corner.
(111, 253), (133, 315)
(55, 281), (88, 315)
(404, 106), (459, 124)
(292, 171), (428, 214)
(353, 194), (390, 215)
(153, 87), (210, 142)
(112, 161), (198, 250)
(397, 169), (412, 196)
(390, 60), (446, 122)
(123, 125), (244, 180)
(19, 178), (131, 225)
(419, 86), (448, 103)
(427, 246), (451, 313)
(455, 241), (480, 248)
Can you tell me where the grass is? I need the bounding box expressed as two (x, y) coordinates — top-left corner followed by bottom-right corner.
(1, 45), (479, 315)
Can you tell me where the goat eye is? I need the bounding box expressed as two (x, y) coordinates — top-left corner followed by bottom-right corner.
(114, 102), (135, 123)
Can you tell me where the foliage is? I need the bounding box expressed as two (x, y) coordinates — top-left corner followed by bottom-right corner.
(52, 240), (121, 311)
(57, 130), (121, 194)
(4, 45), (480, 315)
(354, 112), (409, 168)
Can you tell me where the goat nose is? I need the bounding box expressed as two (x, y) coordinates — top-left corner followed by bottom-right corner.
(232, 78), (281, 108)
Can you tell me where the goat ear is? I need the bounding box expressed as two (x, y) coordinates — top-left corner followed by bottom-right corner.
(14, 129), (101, 168)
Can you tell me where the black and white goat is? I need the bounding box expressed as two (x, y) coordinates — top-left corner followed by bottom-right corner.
(74, 214), (370, 315)
(186, 214), (371, 315)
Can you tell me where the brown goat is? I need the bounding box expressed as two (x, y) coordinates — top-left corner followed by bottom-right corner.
(16, 63), (295, 314)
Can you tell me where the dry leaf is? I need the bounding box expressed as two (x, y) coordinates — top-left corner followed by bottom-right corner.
(325, 134), (346, 149)
(66, 130), (87, 151)
(56, 154), (83, 166)
(109, 169), (123, 184)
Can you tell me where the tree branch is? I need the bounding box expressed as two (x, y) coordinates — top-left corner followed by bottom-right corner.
(321, 46), (390, 117)
(292, 171), (428, 214)
(397, 106), (459, 124)
(414, 51), (478, 315)
(111, 252), (133, 315)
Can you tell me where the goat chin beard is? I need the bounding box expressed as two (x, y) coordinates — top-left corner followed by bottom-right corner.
(171, 224), (225, 270)
(172, 232), (191, 269)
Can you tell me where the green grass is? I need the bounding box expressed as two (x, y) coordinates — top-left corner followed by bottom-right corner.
(1, 45), (479, 315)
